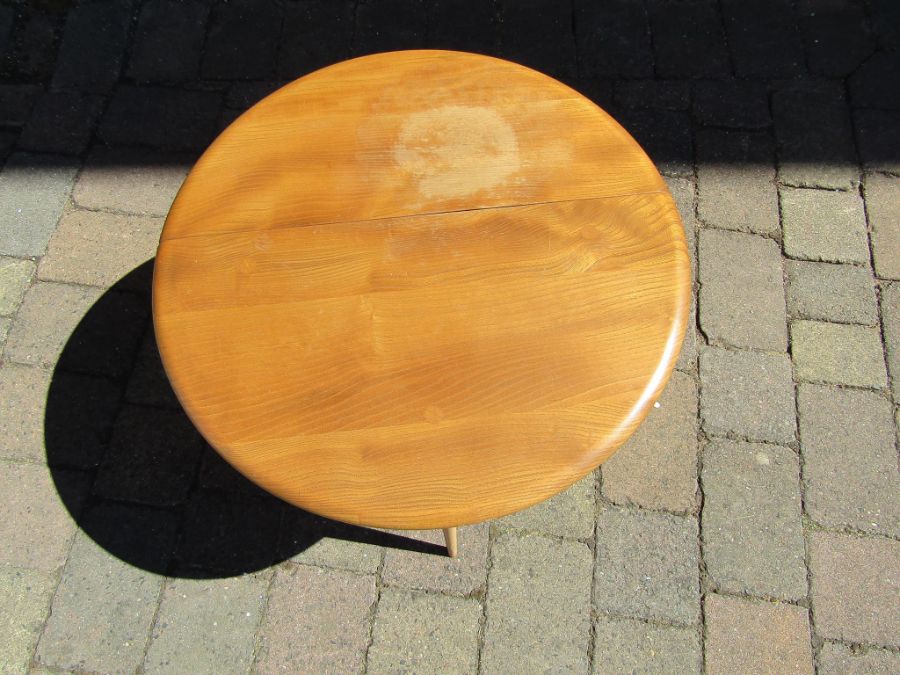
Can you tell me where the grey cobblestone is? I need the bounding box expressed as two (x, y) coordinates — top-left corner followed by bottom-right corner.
(593, 615), (701, 675)
(602, 371), (698, 514)
(0, 567), (55, 674)
(0, 255), (35, 316)
(18, 91), (103, 155)
(594, 506), (700, 626)
(781, 187), (869, 264)
(498, 472), (595, 539)
(279, 0), (353, 78)
(705, 593), (814, 675)
(280, 513), (383, 575)
(791, 321), (887, 388)
(0, 363), (50, 463)
(255, 565), (375, 675)
(143, 574), (268, 674)
(798, 384), (899, 536)
(615, 81), (690, 111)
(797, 0), (873, 78)
(865, 173), (900, 280)
(368, 588), (481, 675)
(699, 347), (797, 444)
(850, 51), (900, 110)
(35, 531), (163, 673)
(0, 84), (39, 127)
(647, 0), (728, 78)
(855, 109), (900, 175)
(0, 153), (79, 258)
(693, 80), (770, 129)
(881, 283), (900, 399)
(699, 229), (787, 351)
(128, 0), (209, 83)
(721, 0), (805, 77)
(786, 261), (878, 325)
(577, 2), (653, 78)
(202, 0), (281, 80)
(818, 642), (900, 675)
(809, 531), (900, 647)
(701, 440), (807, 601)
(483, 532), (592, 674)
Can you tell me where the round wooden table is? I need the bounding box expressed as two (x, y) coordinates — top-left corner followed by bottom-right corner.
(153, 50), (690, 558)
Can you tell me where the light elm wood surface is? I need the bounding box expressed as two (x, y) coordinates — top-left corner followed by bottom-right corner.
(153, 50), (690, 529)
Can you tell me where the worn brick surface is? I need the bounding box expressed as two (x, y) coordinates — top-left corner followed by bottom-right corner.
(594, 506), (700, 625)
(699, 347), (796, 443)
(865, 173), (900, 280)
(0, 567), (55, 673)
(699, 229), (786, 350)
(35, 531), (163, 673)
(280, 513), (384, 575)
(882, 283), (900, 398)
(781, 187), (869, 264)
(854, 108), (900, 175)
(697, 130), (779, 236)
(382, 521), (489, 596)
(38, 210), (162, 288)
(772, 86), (858, 189)
(647, 0), (728, 78)
(617, 108), (693, 177)
(0, 153), (79, 257)
(482, 532), (592, 673)
(593, 615), (701, 675)
(701, 440), (807, 600)
(818, 642), (900, 675)
(0, 255), (35, 315)
(721, 0), (805, 77)
(576, 1), (653, 78)
(129, 0), (209, 83)
(143, 574), (268, 674)
(791, 321), (887, 388)
(368, 588), (481, 674)
(73, 146), (191, 218)
(255, 565), (375, 674)
(0, 364), (50, 463)
(797, 0), (873, 77)
(798, 385), (899, 536)
(786, 260), (877, 325)
(498, 472), (595, 539)
(693, 80), (770, 129)
(602, 371), (698, 513)
(809, 532), (900, 646)
(705, 593), (814, 675)
(0, 317), (10, 345)
(18, 91), (103, 155)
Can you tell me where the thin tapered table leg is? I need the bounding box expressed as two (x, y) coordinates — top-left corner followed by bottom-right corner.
(442, 527), (458, 558)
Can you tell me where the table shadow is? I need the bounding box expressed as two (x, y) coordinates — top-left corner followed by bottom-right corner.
(44, 260), (445, 579)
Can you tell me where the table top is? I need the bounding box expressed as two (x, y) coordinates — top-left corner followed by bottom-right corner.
(153, 50), (690, 530)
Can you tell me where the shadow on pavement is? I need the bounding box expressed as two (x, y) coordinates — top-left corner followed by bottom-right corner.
(44, 260), (445, 579)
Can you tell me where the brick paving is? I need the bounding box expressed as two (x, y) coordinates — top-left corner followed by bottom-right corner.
(0, 1), (897, 673)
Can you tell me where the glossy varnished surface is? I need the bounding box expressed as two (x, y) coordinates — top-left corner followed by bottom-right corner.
(153, 51), (690, 529)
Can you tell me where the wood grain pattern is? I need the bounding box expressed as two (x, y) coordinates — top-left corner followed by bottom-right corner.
(153, 50), (690, 530)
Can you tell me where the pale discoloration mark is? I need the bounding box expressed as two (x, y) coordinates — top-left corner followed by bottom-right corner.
(394, 105), (520, 200)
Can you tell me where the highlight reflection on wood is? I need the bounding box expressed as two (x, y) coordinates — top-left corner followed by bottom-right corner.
(153, 50), (690, 531)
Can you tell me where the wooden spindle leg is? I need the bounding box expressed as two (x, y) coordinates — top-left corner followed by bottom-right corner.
(443, 527), (458, 558)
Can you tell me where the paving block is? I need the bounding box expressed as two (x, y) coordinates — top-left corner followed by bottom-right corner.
(128, 0), (209, 83)
(781, 187), (869, 264)
(100, 86), (222, 151)
(818, 642), (900, 675)
(850, 51), (900, 110)
(202, 0), (282, 79)
(0, 462), (87, 572)
(593, 615), (701, 675)
(855, 108), (900, 175)
(576, 1), (653, 78)
(498, 472), (595, 539)
(143, 574), (269, 674)
(367, 588), (481, 674)
(0, 84), (40, 126)
(615, 81), (690, 111)
(280, 510), (384, 575)
(0, 567), (55, 674)
(93, 405), (205, 507)
(429, 0), (499, 55)
(701, 440), (807, 600)
(18, 91), (104, 155)
(482, 532), (592, 673)
(278, 0), (353, 77)
(647, 0), (729, 78)
(73, 146), (191, 218)
(0, 317), (11, 346)
(664, 175), (697, 272)
(865, 173), (900, 280)
(51, 0), (133, 93)
(699, 229), (786, 351)
(497, 0), (577, 79)
(255, 565), (375, 675)
(616, 107), (692, 177)
(797, 385), (899, 536)
(0, 255), (35, 315)
(355, 0), (428, 55)
(692, 80), (770, 129)
(772, 86), (858, 189)
(0, 153), (79, 257)
(594, 506), (699, 625)
(809, 531), (900, 646)
(721, 0), (805, 77)
(705, 594), (813, 675)
(696, 130), (779, 236)
(797, 0), (873, 77)
(699, 347), (796, 443)
(882, 283), (900, 398)
(785, 261), (878, 325)
(382, 521), (489, 596)
(124, 329), (180, 408)
(602, 371), (698, 513)
(38, 210), (163, 288)
(35, 532), (163, 673)
(791, 321), (887, 388)
(7, 9), (57, 81)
